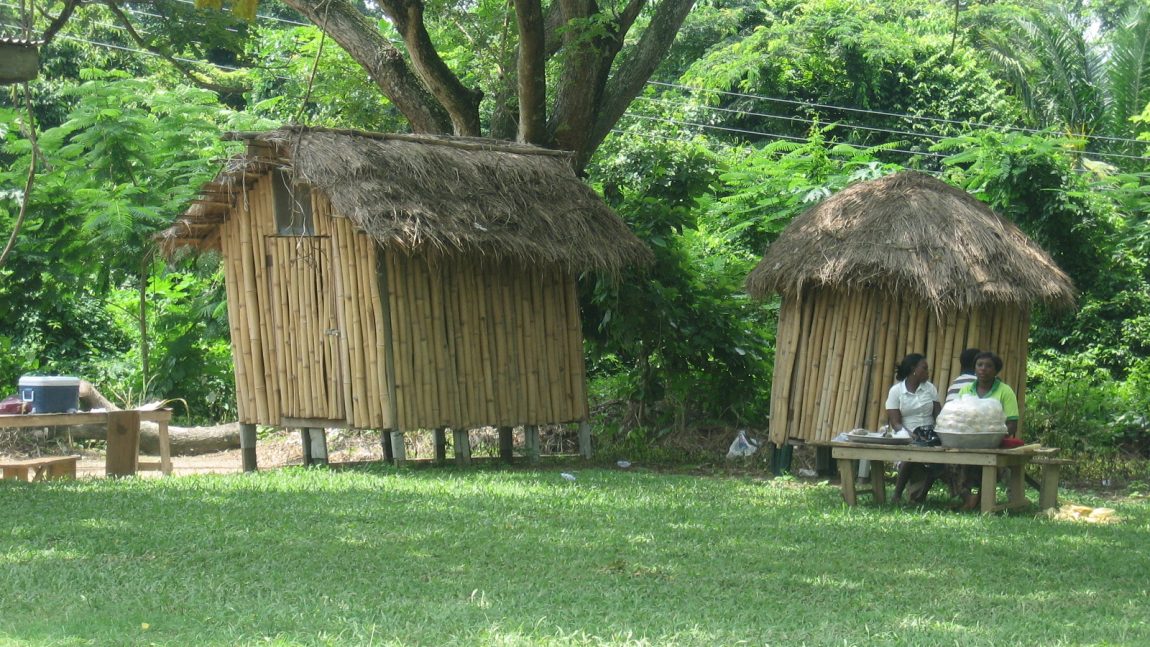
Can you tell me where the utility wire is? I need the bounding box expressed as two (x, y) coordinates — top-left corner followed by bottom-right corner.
(639, 91), (1150, 164)
(649, 80), (1150, 148)
(621, 113), (950, 160)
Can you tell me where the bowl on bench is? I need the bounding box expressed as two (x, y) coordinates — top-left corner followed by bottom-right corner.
(935, 430), (1007, 449)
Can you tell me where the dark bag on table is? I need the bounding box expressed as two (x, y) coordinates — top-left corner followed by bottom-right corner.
(911, 425), (939, 447)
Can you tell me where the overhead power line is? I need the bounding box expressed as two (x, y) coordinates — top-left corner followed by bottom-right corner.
(619, 113), (950, 160)
(649, 80), (1150, 149)
(639, 86), (1150, 164)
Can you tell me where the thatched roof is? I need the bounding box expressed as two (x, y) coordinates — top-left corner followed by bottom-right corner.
(160, 126), (652, 275)
(744, 171), (1076, 311)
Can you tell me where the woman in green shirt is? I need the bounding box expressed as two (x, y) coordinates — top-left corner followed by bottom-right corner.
(957, 351), (1020, 438)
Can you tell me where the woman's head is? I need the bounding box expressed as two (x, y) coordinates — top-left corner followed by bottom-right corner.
(974, 351), (1003, 380)
(896, 353), (928, 381)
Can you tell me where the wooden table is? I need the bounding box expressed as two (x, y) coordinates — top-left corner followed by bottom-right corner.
(0, 410), (173, 476)
(831, 441), (1055, 513)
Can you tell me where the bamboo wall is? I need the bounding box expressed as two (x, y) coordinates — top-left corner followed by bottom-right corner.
(220, 173), (588, 431)
(768, 288), (1030, 445)
(383, 253), (589, 430)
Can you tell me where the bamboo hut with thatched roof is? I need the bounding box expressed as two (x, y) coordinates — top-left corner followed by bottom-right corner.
(745, 171), (1075, 448)
(162, 126), (651, 464)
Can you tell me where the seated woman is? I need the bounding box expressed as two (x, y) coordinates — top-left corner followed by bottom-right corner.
(953, 350), (1021, 509)
(887, 353), (942, 504)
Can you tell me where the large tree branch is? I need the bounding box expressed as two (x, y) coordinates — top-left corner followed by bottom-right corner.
(377, 0), (482, 135)
(583, 0), (696, 167)
(280, 0), (451, 133)
(513, 0), (547, 144)
(39, 0), (80, 46)
(105, 0), (249, 96)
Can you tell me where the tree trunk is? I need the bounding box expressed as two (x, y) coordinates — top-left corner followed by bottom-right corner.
(46, 422), (241, 455)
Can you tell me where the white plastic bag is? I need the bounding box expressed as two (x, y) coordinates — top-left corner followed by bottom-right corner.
(726, 430), (759, 459)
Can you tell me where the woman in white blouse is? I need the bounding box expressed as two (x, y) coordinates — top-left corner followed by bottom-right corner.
(886, 353), (942, 503)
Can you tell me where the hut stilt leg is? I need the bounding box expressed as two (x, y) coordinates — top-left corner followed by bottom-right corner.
(308, 428), (329, 466)
(240, 423), (258, 473)
(390, 431), (406, 465)
(524, 425), (540, 464)
(578, 421), (592, 460)
(453, 428), (472, 466)
(434, 427), (448, 464)
(380, 430), (394, 462)
(498, 426), (514, 462)
(299, 428), (313, 466)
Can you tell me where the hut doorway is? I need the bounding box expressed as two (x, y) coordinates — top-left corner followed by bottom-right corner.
(264, 235), (344, 421)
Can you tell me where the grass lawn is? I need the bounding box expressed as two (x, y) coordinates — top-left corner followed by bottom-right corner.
(2, 464), (1148, 646)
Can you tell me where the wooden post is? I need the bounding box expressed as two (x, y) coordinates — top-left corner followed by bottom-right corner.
(308, 428), (329, 465)
(240, 423), (258, 472)
(380, 430), (395, 462)
(390, 431), (406, 464)
(498, 426), (514, 462)
(434, 427), (448, 464)
(578, 421), (592, 460)
(106, 410), (141, 477)
(299, 428), (313, 466)
(524, 425), (540, 464)
(453, 428), (472, 466)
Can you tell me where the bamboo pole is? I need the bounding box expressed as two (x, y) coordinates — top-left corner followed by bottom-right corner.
(865, 294), (895, 431)
(330, 221), (356, 425)
(220, 221), (251, 422)
(359, 236), (382, 427)
(472, 264), (496, 426)
(1016, 309), (1031, 437)
(937, 310), (957, 395)
(254, 182), (283, 422)
(238, 182), (269, 423)
(814, 292), (846, 440)
(486, 268), (508, 424)
(375, 248), (398, 430)
(839, 292), (869, 433)
(800, 292), (832, 440)
(387, 252), (410, 429)
(507, 270), (528, 423)
(802, 291), (833, 441)
(782, 292), (815, 444)
(444, 264), (469, 426)
(769, 297), (799, 443)
(831, 293), (864, 436)
(566, 274), (589, 421)
(543, 270), (565, 422)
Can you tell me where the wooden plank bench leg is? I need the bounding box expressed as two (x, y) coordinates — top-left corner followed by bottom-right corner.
(871, 460), (887, 505)
(40, 457), (77, 480)
(3, 465), (31, 481)
(1040, 463), (1061, 510)
(980, 465), (998, 514)
(837, 459), (857, 505)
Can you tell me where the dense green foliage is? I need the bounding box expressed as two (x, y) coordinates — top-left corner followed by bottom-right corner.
(2, 0), (1150, 459)
(2, 466), (1148, 645)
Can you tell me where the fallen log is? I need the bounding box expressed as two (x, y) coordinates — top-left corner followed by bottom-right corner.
(43, 421), (241, 455)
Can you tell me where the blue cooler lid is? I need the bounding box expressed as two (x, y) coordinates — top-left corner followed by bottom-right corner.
(18, 375), (82, 387)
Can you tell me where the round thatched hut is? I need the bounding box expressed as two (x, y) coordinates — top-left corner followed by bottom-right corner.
(162, 126), (651, 465)
(745, 171), (1076, 446)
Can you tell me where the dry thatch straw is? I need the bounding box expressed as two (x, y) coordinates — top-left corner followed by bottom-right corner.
(160, 126), (652, 276)
(745, 171), (1076, 311)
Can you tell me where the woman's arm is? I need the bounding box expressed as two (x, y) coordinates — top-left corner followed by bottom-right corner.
(1006, 419), (1018, 438)
(886, 408), (903, 430)
(932, 400), (942, 419)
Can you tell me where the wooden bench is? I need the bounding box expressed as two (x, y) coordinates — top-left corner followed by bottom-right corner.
(831, 442), (1053, 513)
(0, 455), (80, 482)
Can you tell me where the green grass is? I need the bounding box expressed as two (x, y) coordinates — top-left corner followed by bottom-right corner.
(1, 466), (1148, 646)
